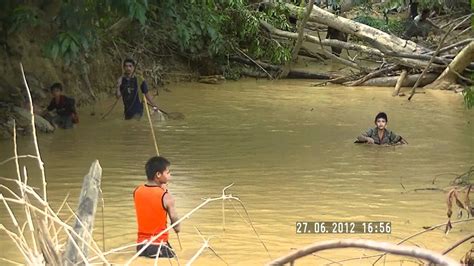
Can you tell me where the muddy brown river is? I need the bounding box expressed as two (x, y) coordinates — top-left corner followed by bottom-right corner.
(1, 79), (473, 265)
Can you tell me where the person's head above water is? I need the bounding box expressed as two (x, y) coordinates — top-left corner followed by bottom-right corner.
(145, 156), (171, 184)
(374, 112), (388, 130)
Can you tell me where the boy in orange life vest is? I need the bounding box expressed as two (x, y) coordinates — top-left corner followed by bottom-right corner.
(134, 156), (181, 258)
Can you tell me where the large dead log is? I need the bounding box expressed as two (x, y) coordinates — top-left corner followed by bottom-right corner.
(424, 41), (474, 90)
(348, 65), (400, 86)
(360, 73), (438, 87)
(232, 56), (334, 79)
(260, 21), (443, 70)
(286, 4), (428, 54)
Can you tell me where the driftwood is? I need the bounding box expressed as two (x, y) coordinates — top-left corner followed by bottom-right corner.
(360, 73), (438, 87)
(261, 21), (443, 71)
(347, 65), (400, 86)
(64, 161), (102, 265)
(198, 75), (225, 84)
(429, 38), (474, 55)
(409, 22), (458, 100)
(232, 56), (334, 79)
(285, 4), (427, 54)
(393, 69), (408, 96)
(425, 41), (474, 90)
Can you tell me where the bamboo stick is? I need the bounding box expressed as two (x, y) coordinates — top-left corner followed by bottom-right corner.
(143, 94), (160, 156)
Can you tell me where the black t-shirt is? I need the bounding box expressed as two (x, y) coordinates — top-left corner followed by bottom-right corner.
(119, 76), (148, 117)
(47, 95), (76, 117)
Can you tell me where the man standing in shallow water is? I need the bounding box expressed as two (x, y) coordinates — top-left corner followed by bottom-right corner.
(356, 112), (407, 145)
(116, 58), (159, 120)
(134, 156), (180, 258)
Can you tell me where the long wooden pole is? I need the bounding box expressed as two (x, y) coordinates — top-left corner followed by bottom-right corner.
(142, 94), (184, 251)
(142, 94), (160, 156)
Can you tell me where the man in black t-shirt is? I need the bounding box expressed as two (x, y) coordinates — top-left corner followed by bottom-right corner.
(116, 58), (159, 120)
(43, 83), (78, 129)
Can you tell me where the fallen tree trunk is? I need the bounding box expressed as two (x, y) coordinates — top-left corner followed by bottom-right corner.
(231, 56), (335, 79)
(286, 70), (333, 79)
(347, 65), (400, 86)
(285, 4), (428, 54)
(241, 68), (268, 78)
(424, 41), (474, 90)
(261, 21), (443, 70)
(360, 73), (438, 87)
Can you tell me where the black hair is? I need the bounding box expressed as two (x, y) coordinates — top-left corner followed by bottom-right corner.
(50, 82), (63, 92)
(123, 58), (136, 67)
(375, 112), (388, 122)
(421, 8), (430, 16)
(145, 156), (170, 180)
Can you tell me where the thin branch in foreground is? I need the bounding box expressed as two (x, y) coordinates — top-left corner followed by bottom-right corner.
(19, 63), (47, 203)
(442, 233), (474, 255)
(325, 218), (474, 265)
(266, 239), (460, 266)
(371, 217), (474, 264)
(0, 155), (39, 166)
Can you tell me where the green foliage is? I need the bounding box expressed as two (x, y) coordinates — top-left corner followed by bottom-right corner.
(4, 0), (292, 67)
(353, 16), (405, 36)
(150, 1), (292, 64)
(5, 0), (149, 64)
(8, 5), (43, 33)
(463, 87), (474, 109)
(108, 0), (148, 25)
(44, 31), (88, 65)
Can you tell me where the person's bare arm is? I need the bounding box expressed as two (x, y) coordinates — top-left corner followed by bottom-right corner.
(163, 192), (180, 233)
(144, 92), (158, 110)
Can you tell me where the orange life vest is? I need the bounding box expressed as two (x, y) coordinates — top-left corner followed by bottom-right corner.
(134, 185), (169, 244)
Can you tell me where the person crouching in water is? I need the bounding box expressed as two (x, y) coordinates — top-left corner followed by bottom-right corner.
(43, 83), (78, 129)
(134, 156), (180, 258)
(356, 112), (407, 145)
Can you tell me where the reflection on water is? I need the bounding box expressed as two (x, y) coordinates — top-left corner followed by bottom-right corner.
(1, 79), (473, 265)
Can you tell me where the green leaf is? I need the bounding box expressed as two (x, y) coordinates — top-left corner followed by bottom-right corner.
(51, 43), (59, 59)
(61, 36), (71, 54)
(70, 42), (79, 55)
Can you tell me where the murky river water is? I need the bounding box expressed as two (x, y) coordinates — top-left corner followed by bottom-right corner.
(1, 79), (473, 265)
